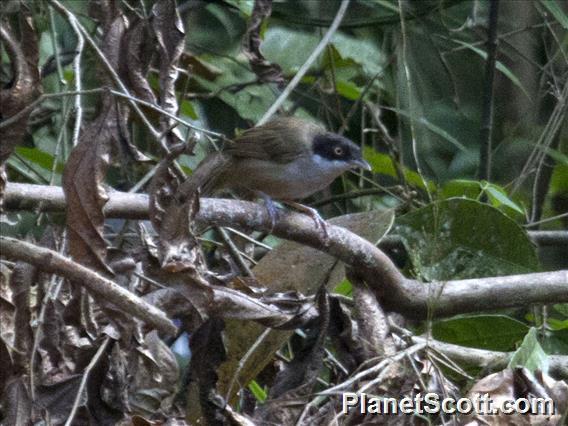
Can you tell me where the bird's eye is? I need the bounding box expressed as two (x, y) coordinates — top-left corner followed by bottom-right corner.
(334, 146), (344, 156)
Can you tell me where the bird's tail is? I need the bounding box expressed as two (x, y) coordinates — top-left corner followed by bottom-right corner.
(179, 152), (231, 197)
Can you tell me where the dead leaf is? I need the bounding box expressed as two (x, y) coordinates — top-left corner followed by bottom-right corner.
(0, 10), (41, 209)
(243, 0), (285, 85)
(152, 0), (185, 146)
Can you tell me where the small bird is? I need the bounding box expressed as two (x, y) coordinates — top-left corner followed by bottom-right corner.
(183, 117), (371, 234)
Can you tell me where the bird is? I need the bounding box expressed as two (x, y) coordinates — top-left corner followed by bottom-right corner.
(181, 117), (371, 236)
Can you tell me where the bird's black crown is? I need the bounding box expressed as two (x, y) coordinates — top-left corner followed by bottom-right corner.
(312, 133), (363, 163)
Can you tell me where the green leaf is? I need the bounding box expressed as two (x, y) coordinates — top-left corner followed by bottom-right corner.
(540, 0), (568, 30)
(541, 329), (568, 355)
(331, 31), (385, 77)
(186, 3), (246, 55)
(449, 39), (530, 98)
(223, 0), (254, 17)
(15, 147), (64, 174)
(540, 147), (568, 165)
(385, 107), (468, 153)
(248, 380), (267, 402)
(547, 318), (568, 331)
(363, 146), (436, 192)
(550, 164), (568, 192)
(334, 279), (353, 296)
(371, 0), (400, 14)
(396, 198), (540, 281)
(482, 182), (525, 216)
(553, 304), (568, 317)
(180, 100), (198, 120)
(440, 179), (482, 199)
(432, 315), (529, 351)
(508, 328), (548, 373)
(7, 156), (50, 184)
(335, 80), (362, 100)
(193, 56), (277, 122)
(262, 26), (320, 73)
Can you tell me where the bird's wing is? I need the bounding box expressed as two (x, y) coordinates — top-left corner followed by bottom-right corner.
(178, 151), (232, 196)
(225, 117), (322, 164)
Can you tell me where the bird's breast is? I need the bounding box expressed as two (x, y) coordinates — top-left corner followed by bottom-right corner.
(229, 155), (350, 200)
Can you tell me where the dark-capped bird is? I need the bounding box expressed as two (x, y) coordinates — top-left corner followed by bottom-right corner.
(183, 117), (371, 233)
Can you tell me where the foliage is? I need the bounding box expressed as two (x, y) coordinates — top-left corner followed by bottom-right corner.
(1, 0), (567, 424)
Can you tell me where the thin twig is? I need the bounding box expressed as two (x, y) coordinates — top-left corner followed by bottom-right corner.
(398, 0), (432, 202)
(49, 0), (164, 147)
(0, 236), (177, 335)
(65, 9), (85, 146)
(64, 336), (112, 426)
(224, 328), (272, 403)
(258, 0), (351, 125)
(217, 226), (254, 277)
(318, 342), (426, 395)
(478, 0), (500, 181)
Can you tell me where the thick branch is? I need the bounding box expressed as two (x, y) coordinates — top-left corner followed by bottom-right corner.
(412, 336), (568, 380)
(4, 183), (568, 318)
(0, 236), (177, 336)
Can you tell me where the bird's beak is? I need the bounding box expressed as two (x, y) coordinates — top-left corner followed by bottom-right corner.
(350, 158), (372, 171)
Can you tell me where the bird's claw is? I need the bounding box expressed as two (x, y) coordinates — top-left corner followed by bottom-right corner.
(284, 201), (330, 244)
(265, 201), (279, 232)
(257, 192), (279, 232)
(304, 206), (330, 243)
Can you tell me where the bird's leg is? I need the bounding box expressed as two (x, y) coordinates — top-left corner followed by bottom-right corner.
(282, 200), (329, 241)
(255, 191), (280, 231)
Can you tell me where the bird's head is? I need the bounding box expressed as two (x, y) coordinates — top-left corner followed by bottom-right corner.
(311, 132), (371, 172)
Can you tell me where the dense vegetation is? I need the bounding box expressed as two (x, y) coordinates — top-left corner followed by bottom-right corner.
(1, 0), (567, 424)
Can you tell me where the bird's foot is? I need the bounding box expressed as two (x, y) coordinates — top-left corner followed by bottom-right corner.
(284, 201), (329, 243)
(256, 192), (280, 231)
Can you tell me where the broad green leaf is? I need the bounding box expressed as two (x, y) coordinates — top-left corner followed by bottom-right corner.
(363, 146), (436, 192)
(432, 315), (529, 351)
(7, 156), (50, 184)
(192, 56), (277, 122)
(508, 328), (548, 373)
(186, 3), (245, 54)
(331, 32), (385, 77)
(262, 26), (320, 73)
(15, 147), (64, 174)
(396, 198), (539, 281)
(440, 179), (482, 199)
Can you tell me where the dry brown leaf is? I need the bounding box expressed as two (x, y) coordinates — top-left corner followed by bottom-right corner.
(0, 10), (41, 208)
(243, 0), (285, 85)
(152, 0), (185, 146)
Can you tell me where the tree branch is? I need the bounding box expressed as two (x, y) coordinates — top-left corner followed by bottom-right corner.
(0, 235), (177, 336)
(411, 336), (568, 380)
(4, 183), (568, 318)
